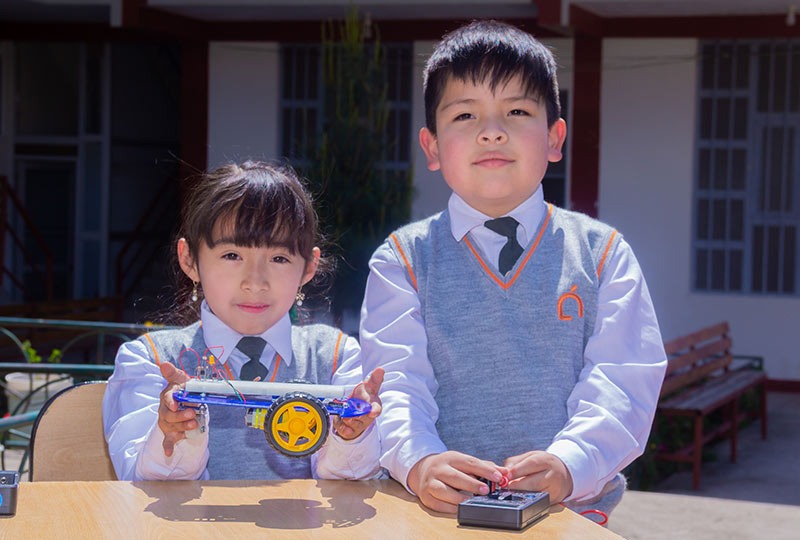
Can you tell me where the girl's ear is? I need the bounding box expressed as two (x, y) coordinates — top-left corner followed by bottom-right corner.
(177, 238), (200, 282)
(301, 247), (321, 286)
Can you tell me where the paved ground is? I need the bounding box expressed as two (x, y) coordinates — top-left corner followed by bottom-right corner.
(4, 392), (799, 538)
(608, 391), (800, 539)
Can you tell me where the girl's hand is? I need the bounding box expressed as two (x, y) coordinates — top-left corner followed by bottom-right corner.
(334, 367), (384, 441)
(158, 362), (198, 457)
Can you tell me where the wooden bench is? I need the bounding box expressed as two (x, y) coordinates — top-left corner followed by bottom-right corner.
(656, 322), (767, 489)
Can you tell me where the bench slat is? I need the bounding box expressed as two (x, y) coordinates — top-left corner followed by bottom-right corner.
(660, 353), (732, 396)
(660, 369), (766, 414)
(665, 336), (732, 376)
(664, 322), (729, 355)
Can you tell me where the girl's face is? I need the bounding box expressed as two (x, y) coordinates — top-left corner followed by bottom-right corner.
(178, 224), (318, 336)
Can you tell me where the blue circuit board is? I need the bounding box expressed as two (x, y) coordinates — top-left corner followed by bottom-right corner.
(173, 389), (371, 418)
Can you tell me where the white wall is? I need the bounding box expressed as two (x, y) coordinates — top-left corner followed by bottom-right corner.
(409, 38), (575, 221)
(207, 42), (280, 169)
(599, 38), (800, 380)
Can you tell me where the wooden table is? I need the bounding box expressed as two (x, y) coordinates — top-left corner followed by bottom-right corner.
(0, 479), (624, 539)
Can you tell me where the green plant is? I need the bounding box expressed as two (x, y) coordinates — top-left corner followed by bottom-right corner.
(21, 340), (63, 364)
(301, 6), (413, 316)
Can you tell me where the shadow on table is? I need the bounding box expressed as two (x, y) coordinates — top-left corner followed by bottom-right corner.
(133, 479), (378, 530)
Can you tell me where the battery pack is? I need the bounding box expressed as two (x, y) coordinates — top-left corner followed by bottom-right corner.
(457, 490), (549, 530)
(0, 471), (19, 516)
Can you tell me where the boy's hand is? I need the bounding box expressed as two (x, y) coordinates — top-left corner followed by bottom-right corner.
(158, 362), (198, 457)
(407, 451), (506, 514)
(503, 450), (574, 504)
(334, 367), (384, 441)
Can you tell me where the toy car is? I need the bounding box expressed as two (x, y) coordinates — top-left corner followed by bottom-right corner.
(173, 377), (371, 458)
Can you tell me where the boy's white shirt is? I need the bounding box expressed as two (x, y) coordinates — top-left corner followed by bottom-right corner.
(103, 303), (382, 481)
(359, 186), (667, 502)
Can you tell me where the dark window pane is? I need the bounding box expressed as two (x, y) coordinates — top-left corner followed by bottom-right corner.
(293, 108), (304, 156)
(700, 98), (713, 139)
(785, 227), (796, 293)
(306, 109), (317, 154)
(752, 225), (764, 291)
(730, 199), (744, 241)
(696, 248), (708, 289)
(773, 44), (788, 112)
(733, 97), (747, 139)
(757, 44), (771, 112)
(718, 44), (733, 88)
(281, 108), (292, 156)
(770, 127), (784, 211)
(308, 48), (319, 100)
(698, 149), (711, 189)
(282, 47), (293, 99)
(760, 127), (768, 211)
(399, 47), (412, 101)
(697, 198), (709, 239)
(702, 44), (716, 89)
(387, 48), (398, 101)
(85, 43), (103, 134)
(712, 199), (727, 240)
(735, 44), (749, 89)
(786, 128), (794, 212)
(766, 225), (780, 292)
(715, 98), (730, 139)
(729, 250), (743, 291)
(386, 109), (397, 162)
(399, 109), (410, 162)
(791, 45), (800, 111)
(711, 249), (726, 290)
(714, 148), (728, 190)
(731, 149), (746, 190)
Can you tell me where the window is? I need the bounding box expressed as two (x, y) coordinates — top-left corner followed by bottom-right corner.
(279, 42), (413, 177)
(694, 41), (799, 295)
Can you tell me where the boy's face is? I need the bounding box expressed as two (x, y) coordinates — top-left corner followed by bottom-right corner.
(420, 75), (566, 218)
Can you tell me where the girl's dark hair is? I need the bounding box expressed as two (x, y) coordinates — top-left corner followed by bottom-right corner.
(423, 20), (561, 134)
(167, 160), (332, 325)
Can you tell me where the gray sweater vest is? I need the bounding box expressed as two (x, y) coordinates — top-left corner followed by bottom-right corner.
(141, 321), (344, 479)
(390, 205), (625, 513)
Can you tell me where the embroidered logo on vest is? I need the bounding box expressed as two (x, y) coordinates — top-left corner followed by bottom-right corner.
(557, 284), (584, 321)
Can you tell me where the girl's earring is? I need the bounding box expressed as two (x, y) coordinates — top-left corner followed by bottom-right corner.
(191, 281), (199, 302)
(295, 290), (305, 307)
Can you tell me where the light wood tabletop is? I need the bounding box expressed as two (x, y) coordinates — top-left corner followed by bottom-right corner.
(0, 479), (624, 539)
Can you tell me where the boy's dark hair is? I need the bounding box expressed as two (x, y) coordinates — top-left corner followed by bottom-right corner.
(423, 20), (561, 134)
(168, 160), (332, 324)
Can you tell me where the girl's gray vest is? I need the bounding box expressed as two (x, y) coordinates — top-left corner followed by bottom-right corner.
(141, 321), (344, 479)
(390, 205), (625, 514)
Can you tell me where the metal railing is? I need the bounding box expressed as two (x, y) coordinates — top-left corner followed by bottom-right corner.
(0, 317), (179, 475)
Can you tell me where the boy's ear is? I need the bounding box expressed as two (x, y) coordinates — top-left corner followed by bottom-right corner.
(419, 127), (441, 171)
(301, 247), (320, 286)
(177, 238), (200, 282)
(547, 118), (568, 163)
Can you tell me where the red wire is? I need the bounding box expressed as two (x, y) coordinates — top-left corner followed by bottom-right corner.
(559, 503), (608, 527)
(177, 348), (201, 375)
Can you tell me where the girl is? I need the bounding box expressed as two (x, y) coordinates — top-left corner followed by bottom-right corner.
(102, 161), (384, 481)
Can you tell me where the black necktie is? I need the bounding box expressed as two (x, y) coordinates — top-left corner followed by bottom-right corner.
(484, 216), (524, 275)
(236, 336), (269, 381)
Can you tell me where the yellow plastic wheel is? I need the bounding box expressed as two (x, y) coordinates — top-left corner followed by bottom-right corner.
(264, 392), (330, 457)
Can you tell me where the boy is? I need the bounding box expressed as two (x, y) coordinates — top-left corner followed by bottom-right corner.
(360, 20), (667, 516)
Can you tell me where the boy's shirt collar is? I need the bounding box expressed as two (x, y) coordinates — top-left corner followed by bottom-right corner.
(447, 186), (546, 244)
(200, 300), (294, 369)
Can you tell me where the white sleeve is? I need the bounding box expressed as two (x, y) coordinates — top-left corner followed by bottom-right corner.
(102, 339), (209, 481)
(359, 240), (448, 490)
(313, 335), (384, 480)
(547, 237), (667, 502)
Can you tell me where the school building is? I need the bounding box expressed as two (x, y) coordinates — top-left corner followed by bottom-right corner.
(0, 1), (798, 383)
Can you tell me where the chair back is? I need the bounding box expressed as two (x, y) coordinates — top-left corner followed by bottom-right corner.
(30, 381), (117, 481)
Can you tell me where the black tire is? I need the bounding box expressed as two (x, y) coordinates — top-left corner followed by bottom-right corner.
(263, 392), (330, 458)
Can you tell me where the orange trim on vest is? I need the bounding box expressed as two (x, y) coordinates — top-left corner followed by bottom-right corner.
(143, 333), (160, 366)
(332, 332), (344, 377)
(464, 203), (553, 290)
(269, 355), (280, 382)
(597, 230), (618, 278)
(391, 233), (418, 291)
